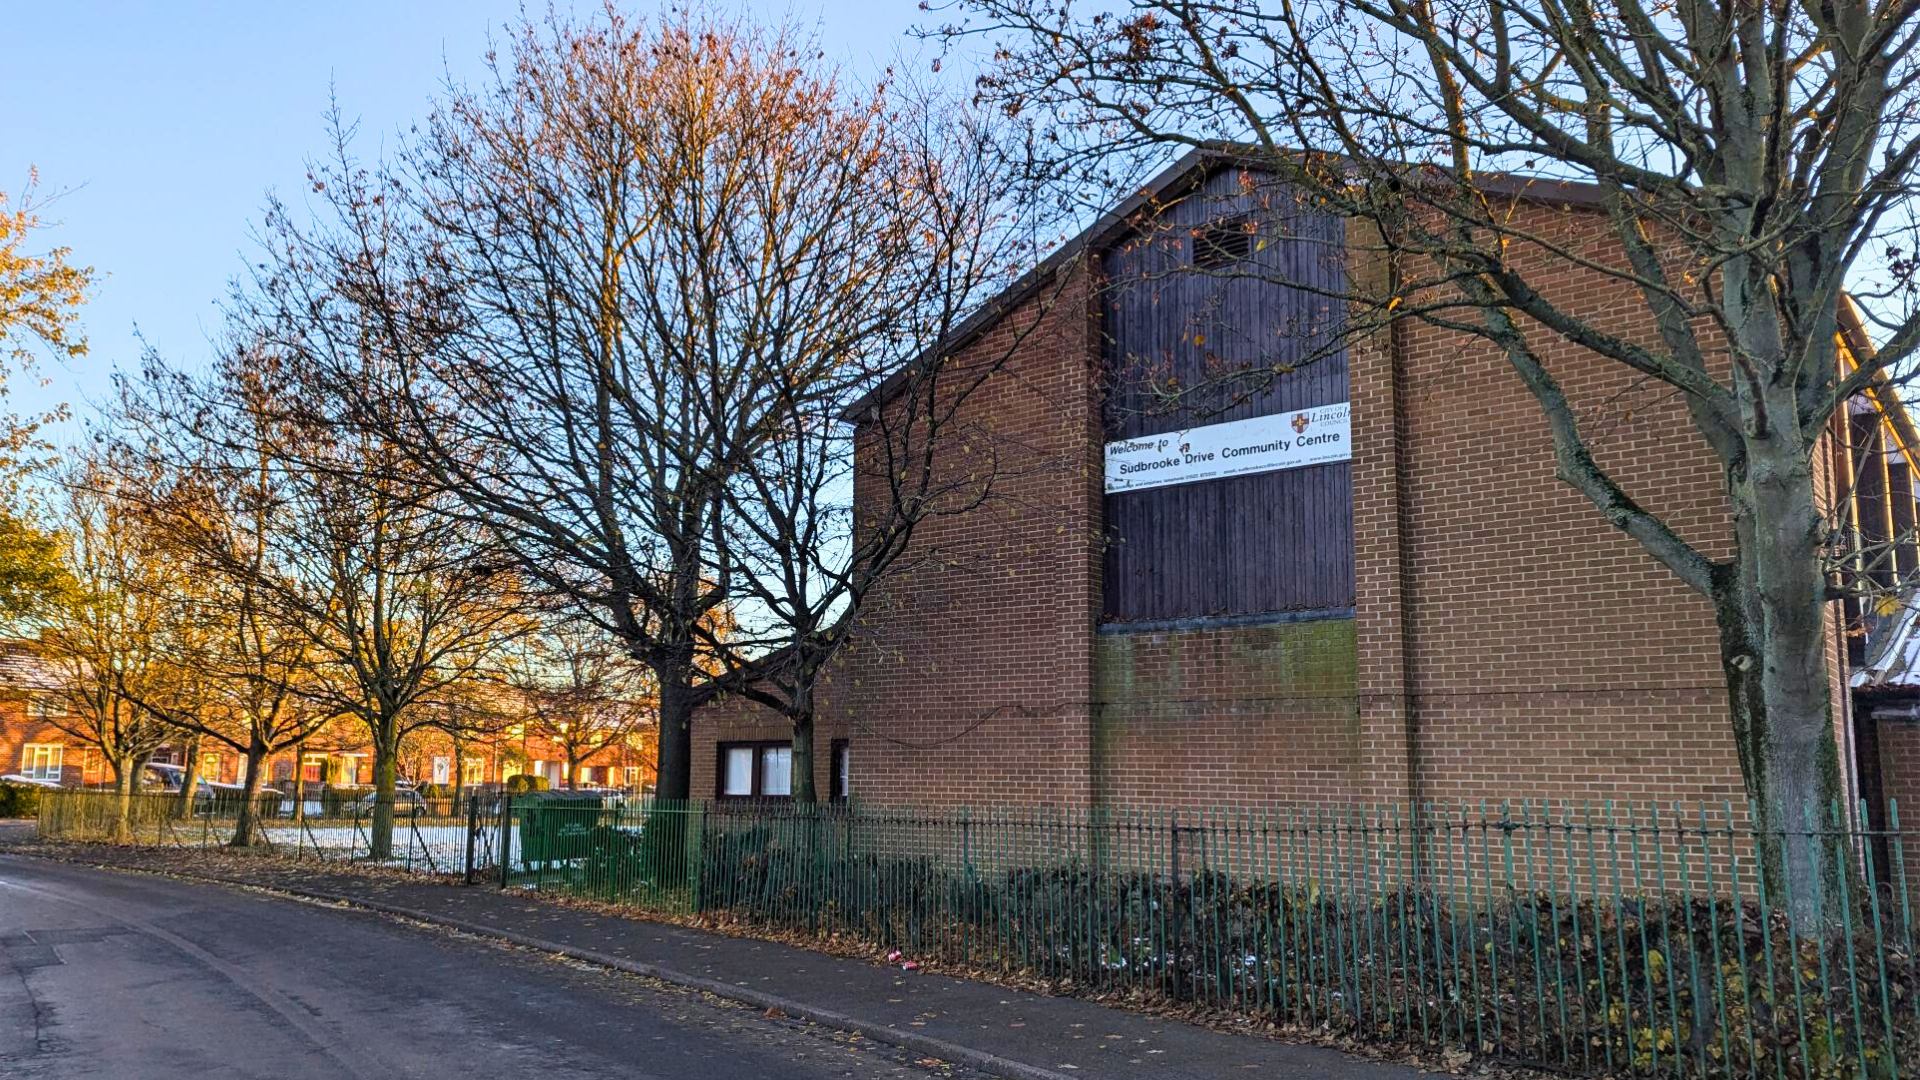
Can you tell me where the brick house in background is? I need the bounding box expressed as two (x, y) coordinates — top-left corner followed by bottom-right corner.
(694, 150), (1918, 816)
(0, 642), (97, 786)
(0, 639), (654, 794)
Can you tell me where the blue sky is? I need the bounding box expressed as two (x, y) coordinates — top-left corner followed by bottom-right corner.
(1, 2), (939, 449)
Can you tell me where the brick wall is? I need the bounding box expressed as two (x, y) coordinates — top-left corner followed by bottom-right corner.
(691, 269), (1105, 809)
(1880, 722), (1920, 816)
(1366, 200), (1746, 809)
(689, 182), (1868, 816)
(0, 693), (94, 786)
(1092, 618), (1358, 808)
(690, 694), (845, 800)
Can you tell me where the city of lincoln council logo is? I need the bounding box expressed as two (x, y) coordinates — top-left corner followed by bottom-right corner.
(1292, 412), (1311, 434)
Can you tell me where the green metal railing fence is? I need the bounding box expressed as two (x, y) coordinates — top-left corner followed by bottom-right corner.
(38, 788), (1920, 1078)
(494, 797), (1920, 1080)
(37, 789), (481, 874)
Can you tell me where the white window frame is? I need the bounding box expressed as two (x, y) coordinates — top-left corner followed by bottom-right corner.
(21, 744), (62, 782)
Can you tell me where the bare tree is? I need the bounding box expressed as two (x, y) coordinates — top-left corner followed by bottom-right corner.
(114, 341), (525, 860)
(116, 461), (334, 847)
(702, 84), (1057, 801)
(502, 617), (652, 790)
(262, 8), (1054, 802)
(38, 458), (193, 839)
(414, 669), (517, 805)
(941, 0), (1920, 919)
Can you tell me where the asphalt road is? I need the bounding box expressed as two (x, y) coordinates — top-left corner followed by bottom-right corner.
(0, 855), (988, 1079)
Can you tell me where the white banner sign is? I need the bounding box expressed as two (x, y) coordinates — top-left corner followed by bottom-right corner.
(1104, 401), (1351, 494)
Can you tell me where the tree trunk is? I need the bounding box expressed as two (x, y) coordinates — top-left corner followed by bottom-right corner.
(369, 731), (399, 861)
(228, 738), (270, 847)
(451, 732), (466, 807)
(791, 708), (816, 804)
(173, 733), (201, 819)
(653, 652), (695, 802)
(1727, 438), (1850, 929)
(109, 754), (135, 843)
(292, 746), (307, 824)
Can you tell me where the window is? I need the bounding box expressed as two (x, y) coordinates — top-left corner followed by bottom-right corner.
(577, 766), (594, 786)
(27, 694), (63, 720)
(200, 751), (221, 784)
(718, 742), (793, 799)
(760, 746), (791, 797)
(21, 744), (61, 782)
(830, 740), (850, 802)
(431, 756), (451, 786)
(721, 747), (753, 797)
(302, 754), (326, 784)
(462, 757), (485, 785)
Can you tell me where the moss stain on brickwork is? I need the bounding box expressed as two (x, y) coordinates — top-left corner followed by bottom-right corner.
(1093, 618), (1357, 705)
(1090, 619), (1361, 805)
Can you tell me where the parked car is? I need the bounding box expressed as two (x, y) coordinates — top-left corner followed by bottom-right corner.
(206, 779), (283, 804)
(142, 762), (208, 796)
(0, 773), (62, 789)
(141, 763), (282, 814)
(352, 788), (428, 819)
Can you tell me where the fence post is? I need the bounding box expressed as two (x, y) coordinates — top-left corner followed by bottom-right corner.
(1169, 809), (1184, 1001)
(498, 793), (512, 890)
(465, 793), (479, 886)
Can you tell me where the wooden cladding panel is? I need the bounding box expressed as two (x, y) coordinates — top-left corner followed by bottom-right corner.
(1103, 463), (1353, 621)
(1100, 169), (1355, 623)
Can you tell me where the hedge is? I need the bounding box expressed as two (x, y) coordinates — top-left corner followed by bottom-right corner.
(0, 781), (43, 818)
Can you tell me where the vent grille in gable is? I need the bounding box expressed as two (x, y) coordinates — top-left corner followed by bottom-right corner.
(1193, 219), (1257, 270)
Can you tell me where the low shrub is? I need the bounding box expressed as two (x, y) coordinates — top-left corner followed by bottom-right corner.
(0, 781), (44, 818)
(681, 828), (1920, 1080)
(505, 774), (551, 794)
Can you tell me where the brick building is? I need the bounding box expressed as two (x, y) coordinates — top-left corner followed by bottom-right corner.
(693, 152), (1915, 815)
(0, 641), (654, 796)
(0, 643), (98, 786)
